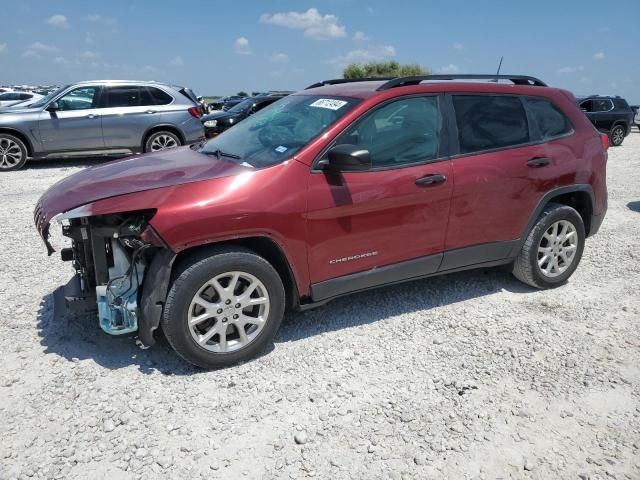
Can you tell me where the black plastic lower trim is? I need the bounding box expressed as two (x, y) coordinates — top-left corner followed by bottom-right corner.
(138, 249), (176, 347)
(439, 241), (516, 271)
(311, 253), (443, 302)
(309, 240), (520, 303)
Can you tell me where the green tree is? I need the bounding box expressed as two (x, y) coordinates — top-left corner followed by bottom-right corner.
(343, 61), (430, 79)
(236, 91), (248, 97)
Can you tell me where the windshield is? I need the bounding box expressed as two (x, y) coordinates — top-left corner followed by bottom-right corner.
(199, 95), (360, 168)
(29, 85), (69, 108)
(228, 98), (254, 114)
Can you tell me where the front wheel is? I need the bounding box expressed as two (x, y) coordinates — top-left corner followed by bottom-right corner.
(144, 131), (182, 153)
(609, 125), (625, 146)
(512, 203), (585, 289)
(0, 133), (28, 171)
(161, 247), (285, 369)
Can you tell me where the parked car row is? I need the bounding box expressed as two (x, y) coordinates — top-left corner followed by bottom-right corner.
(34, 74), (609, 368)
(577, 94), (635, 146)
(0, 91), (43, 108)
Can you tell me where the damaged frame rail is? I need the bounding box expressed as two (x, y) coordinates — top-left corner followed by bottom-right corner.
(52, 211), (176, 348)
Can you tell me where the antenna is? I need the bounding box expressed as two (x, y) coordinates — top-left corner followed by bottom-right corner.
(496, 56), (504, 76)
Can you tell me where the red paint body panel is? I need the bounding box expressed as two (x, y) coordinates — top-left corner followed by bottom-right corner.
(35, 80), (608, 302)
(306, 163), (452, 283)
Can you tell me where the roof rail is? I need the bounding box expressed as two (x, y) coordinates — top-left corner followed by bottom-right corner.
(305, 77), (396, 89)
(377, 74), (547, 90)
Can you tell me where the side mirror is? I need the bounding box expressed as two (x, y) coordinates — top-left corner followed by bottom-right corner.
(321, 144), (371, 171)
(47, 101), (60, 112)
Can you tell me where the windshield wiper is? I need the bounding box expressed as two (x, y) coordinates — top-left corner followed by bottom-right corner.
(203, 149), (241, 160)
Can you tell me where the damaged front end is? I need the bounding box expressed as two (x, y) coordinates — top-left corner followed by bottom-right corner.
(44, 207), (175, 347)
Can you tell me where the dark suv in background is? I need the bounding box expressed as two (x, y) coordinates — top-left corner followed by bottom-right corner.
(577, 95), (634, 146)
(0, 80), (205, 171)
(201, 93), (289, 137)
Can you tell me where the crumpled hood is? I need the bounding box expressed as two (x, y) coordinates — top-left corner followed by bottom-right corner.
(34, 146), (251, 253)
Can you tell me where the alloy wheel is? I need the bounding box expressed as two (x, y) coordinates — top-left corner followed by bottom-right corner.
(537, 220), (578, 278)
(150, 134), (178, 151)
(611, 127), (624, 146)
(0, 138), (24, 169)
(187, 271), (270, 353)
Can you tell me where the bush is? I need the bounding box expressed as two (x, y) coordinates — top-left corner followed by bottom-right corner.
(343, 61), (430, 79)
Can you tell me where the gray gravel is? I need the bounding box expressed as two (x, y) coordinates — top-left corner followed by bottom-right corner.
(1, 132), (640, 480)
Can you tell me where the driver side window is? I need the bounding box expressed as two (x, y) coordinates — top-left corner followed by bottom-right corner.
(56, 87), (100, 111)
(332, 96), (441, 167)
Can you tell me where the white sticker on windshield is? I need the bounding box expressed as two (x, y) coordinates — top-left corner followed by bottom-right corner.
(310, 98), (348, 110)
(275, 145), (288, 153)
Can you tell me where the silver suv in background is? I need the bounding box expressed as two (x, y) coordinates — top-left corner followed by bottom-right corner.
(0, 80), (205, 171)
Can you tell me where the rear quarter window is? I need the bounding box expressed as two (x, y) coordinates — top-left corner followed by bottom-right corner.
(525, 97), (573, 140)
(142, 87), (173, 106)
(452, 95), (530, 154)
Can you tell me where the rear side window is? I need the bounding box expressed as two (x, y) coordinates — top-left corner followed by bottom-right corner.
(141, 87), (173, 106)
(453, 95), (530, 154)
(106, 86), (141, 107)
(592, 99), (613, 112)
(526, 98), (573, 140)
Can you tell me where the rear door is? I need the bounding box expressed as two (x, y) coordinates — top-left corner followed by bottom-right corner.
(442, 93), (561, 268)
(101, 85), (172, 149)
(38, 85), (105, 152)
(591, 98), (615, 131)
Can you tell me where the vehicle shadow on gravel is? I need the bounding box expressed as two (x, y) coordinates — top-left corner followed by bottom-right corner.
(36, 268), (534, 374)
(277, 268), (535, 344)
(627, 201), (640, 213)
(36, 293), (202, 375)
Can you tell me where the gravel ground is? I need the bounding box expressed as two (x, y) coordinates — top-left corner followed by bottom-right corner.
(1, 131), (639, 480)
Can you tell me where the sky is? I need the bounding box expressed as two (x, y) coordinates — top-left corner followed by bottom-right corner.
(0, 0), (638, 102)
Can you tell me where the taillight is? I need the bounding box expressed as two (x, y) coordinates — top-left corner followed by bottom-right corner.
(600, 133), (609, 151)
(188, 106), (202, 118)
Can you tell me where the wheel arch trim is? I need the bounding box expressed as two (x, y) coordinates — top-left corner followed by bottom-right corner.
(0, 127), (35, 156)
(142, 124), (185, 150)
(510, 184), (595, 257)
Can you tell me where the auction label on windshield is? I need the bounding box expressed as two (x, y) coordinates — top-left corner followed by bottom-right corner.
(310, 98), (348, 110)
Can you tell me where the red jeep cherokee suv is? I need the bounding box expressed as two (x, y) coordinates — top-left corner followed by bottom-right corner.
(35, 74), (608, 369)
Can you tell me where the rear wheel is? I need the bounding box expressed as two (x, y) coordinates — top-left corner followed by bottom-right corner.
(609, 124), (625, 146)
(0, 133), (28, 171)
(513, 203), (585, 289)
(144, 131), (182, 153)
(161, 247), (285, 369)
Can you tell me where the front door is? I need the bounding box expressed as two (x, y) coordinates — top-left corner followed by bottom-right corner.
(38, 86), (104, 152)
(306, 95), (453, 294)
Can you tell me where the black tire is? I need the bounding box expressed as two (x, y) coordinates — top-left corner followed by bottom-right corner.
(0, 133), (28, 171)
(161, 246), (285, 369)
(144, 130), (182, 153)
(609, 124), (625, 146)
(512, 203), (585, 289)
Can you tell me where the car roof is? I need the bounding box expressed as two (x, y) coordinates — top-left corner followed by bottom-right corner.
(298, 75), (552, 99)
(301, 81), (554, 100)
(72, 79), (177, 88)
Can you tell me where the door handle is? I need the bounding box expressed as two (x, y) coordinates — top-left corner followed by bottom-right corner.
(86, 114), (98, 119)
(145, 110), (157, 114)
(415, 174), (447, 187)
(527, 157), (550, 168)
